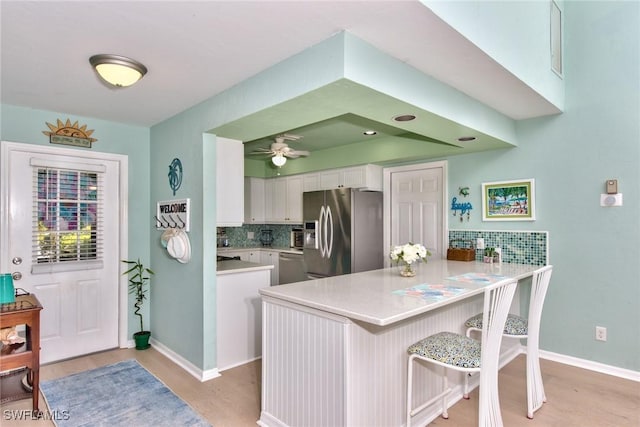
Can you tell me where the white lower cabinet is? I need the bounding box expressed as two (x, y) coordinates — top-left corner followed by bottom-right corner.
(248, 250), (261, 263)
(260, 250), (280, 286)
(216, 268), (270, 371)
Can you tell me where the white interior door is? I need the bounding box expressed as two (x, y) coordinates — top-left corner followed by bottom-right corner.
(1, 142), (124, 363)
(384, 162), (446, 261)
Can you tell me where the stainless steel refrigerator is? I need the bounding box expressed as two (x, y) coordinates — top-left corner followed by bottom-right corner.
(303, 188), (383, 278)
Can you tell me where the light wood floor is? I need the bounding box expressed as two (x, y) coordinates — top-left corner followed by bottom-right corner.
(1, 348), (638, 426)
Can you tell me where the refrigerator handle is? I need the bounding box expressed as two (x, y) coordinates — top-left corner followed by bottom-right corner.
(326, 205), (333, 258)
(318, 206), (325, 257)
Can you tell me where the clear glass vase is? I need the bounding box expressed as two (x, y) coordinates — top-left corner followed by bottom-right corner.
(398, 262), (416, 277)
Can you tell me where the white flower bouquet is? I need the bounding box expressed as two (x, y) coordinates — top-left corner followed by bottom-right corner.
(389, 243), (431, 277)
(389, 242), (431, 265)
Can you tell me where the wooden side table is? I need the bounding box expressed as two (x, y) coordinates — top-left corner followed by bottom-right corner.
(0, 294), (43, 414)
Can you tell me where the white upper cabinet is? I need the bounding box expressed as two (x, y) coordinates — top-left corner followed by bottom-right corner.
(244, 177), (265, 224)
(216, 137), (244, 226)
(303, 174), (319, 192)
(264, 176), (303, 224)
(285, 176), (303, 223)
(318, 164), (383, 191)
(243, 164), (382, 225)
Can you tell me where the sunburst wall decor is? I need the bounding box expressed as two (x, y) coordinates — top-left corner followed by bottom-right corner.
(42, 118), (98, 148)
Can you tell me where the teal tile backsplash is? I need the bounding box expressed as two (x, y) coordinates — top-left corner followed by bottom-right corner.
(218, 224), (302, 248)
(219, 226), (547, 265)
(449, 229), (548, 265)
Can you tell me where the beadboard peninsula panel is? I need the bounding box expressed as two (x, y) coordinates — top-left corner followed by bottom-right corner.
(260, 292), (522, 427)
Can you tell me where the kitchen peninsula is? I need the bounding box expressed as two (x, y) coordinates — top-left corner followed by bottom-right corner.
(216, 259), (273, 371)
(258, 259), (540, 427)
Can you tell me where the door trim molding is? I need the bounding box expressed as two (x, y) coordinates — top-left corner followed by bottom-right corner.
(0, 140), (129, 349)
(382, 160), (448, 266)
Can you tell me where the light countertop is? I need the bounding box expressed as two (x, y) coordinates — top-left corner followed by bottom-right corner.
(259, 259), (540, 326)
(217, 246), (303, 255)
(217, 260), (274, 276)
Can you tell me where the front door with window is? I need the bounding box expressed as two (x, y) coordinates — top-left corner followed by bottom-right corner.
(1, 142), (123, 363)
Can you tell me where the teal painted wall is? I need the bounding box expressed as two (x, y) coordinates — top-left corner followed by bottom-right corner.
(152, 6), (639, 373)
(424, 0), (565, 110)
(148, 33), (350, 370)
(0, 104), (151, 339)
(3, 2), (637, 375)
(446, 1), (639, 370)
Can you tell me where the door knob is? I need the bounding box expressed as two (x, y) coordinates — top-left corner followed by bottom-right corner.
(12, 257), (22, 265)
(12, 272), (22, 281)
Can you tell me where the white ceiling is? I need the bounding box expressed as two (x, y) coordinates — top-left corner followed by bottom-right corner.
(1, 1), (556, 129)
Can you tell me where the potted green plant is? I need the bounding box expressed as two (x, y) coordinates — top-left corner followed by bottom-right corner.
(122, 259), (154, 350)
(484, 247), (496, 263)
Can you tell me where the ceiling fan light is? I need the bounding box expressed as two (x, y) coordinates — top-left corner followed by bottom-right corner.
(90, 54), (147, 88)
(272, 154), (287, 167)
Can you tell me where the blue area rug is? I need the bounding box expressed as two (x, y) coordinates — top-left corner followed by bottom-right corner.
(40, 359), (211, 427)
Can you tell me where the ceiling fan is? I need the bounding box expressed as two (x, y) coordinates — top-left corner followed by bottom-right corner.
(250, 134), (310, 167)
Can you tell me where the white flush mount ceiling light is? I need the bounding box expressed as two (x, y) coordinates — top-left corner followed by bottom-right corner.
(89, 54), (147, 88)
(272, 153), (287, 167)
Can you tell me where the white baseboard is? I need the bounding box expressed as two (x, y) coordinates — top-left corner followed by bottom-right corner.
(136, 339), (639, 386)
(149, 337), (220, 382)
(540, 350), (640, 382)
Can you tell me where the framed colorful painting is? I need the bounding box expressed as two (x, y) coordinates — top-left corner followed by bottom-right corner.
(482, 179), (535, 221)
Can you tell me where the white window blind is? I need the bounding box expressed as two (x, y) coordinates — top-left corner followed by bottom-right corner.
(31, 164), (105, 274)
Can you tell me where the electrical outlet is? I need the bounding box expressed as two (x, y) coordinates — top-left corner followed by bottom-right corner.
(595, 326), (607, 342)
(476, 238), (485, 250)
(247, 231), (254, 239)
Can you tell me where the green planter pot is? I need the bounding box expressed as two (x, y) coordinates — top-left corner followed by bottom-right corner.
(133, 331), (151, 350)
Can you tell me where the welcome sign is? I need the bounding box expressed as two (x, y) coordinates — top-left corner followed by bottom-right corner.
(156, 198), (190, 231)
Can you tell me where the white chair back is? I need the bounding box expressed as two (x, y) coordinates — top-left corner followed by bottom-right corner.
(527, 265), (553, 343)
(478, 278), (518, 427)
(525, 265), (553, 417)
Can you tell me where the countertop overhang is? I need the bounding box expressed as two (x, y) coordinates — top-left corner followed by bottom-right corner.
(260, 259), (540, 326)
(217, 260), (274, 275)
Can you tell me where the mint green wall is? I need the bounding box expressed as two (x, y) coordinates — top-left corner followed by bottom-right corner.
(148, 33), (350, 370)
(446, 1), (639, 370)
(0, 104), (151, 339)
(7, 2), (632, 374)
(152, 6), (639, 373)
(424, 0), (565, 110)
(342, 33), (518, 144)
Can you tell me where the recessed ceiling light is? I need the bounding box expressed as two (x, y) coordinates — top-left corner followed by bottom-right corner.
(393, 114), (416, 122)
(363, 130), (377, 136)
(457, 136), (477, 142)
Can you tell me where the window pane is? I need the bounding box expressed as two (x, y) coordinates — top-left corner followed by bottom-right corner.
(59, 171), (78, 200)
(33, 167), (101, 266)
(80, 172), (98, 200)
(59, 231), (78, 261)
(60, 202), (78, 231)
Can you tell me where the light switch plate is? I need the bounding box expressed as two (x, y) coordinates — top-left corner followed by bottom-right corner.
(600, 193), (623, 207)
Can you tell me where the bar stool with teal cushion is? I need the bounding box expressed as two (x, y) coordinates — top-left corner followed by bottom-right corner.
(406, 278), (518, 427)
(464, 265), (553, 419)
